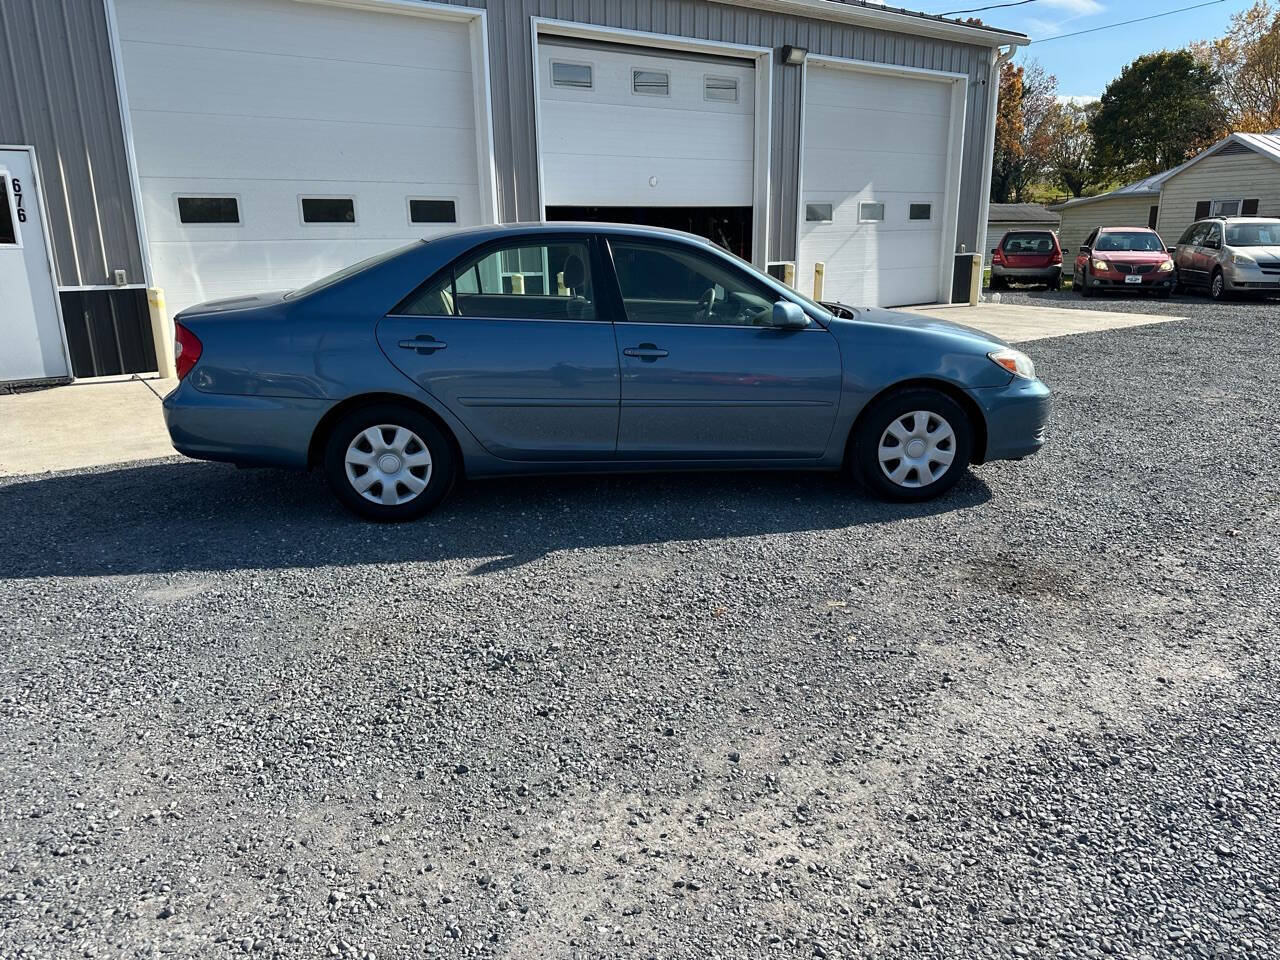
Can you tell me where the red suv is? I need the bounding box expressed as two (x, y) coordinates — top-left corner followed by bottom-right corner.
(990, 230), (1064, 291)
(1074, 226), (1176, 298)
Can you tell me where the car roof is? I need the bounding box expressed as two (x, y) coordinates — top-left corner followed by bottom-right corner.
(1097, 226), (1158, 232)
(424, 221), (721, 246)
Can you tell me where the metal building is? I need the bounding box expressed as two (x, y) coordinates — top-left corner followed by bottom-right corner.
(0, 0), (1026, 384)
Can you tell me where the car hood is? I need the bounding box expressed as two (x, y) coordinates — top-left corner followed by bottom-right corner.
(1092, 251), (1169, 263)
(847, 306), (1009, 347)
(1233, 245), (1280, 259)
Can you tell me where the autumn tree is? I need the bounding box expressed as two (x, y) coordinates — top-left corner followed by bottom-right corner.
(991, 60), (1058, 203)
(1090, 51), (1221, 180)
(1045, 101), (1099, 197)
(1193, 0), (1280, 131)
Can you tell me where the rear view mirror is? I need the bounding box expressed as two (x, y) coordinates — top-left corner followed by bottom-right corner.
(772, 301), (809, 329)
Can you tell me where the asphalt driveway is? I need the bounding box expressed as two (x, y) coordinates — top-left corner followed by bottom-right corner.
(0, 295), (1276, 959)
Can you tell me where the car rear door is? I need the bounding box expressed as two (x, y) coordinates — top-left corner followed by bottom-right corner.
(377, 235), (620, 461)
(603, 237), (841, 460)
(1178, 223), (1211, 284)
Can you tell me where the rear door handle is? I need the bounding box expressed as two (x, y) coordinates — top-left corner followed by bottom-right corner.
(623, 344), (669, 361)
(398, 335), (447, 354)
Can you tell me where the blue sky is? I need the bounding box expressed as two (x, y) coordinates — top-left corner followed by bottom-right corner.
(899, 0), (1253, 100)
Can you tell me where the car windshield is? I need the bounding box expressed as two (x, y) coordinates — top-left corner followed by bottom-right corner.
(1225, 221), (1280, 247)
(712, 240), (834, 320)
(1002, 232), (1054, 254)
(285, 241), (421, 300)
(1094, 231), (1164, 252)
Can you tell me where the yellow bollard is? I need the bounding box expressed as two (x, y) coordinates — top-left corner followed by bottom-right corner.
(147, 287), (176, 378)
(813, 261), (825, 301)
(969, 253), (982, 306)
(511, 274), (525, 295)
(783, 262), (795, 288)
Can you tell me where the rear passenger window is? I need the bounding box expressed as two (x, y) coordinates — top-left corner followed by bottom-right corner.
(396, 241), (596, 320)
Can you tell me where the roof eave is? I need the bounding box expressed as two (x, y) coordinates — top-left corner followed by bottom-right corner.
(1050, 190), (1160, 212)
(718, 0), (1030, 48)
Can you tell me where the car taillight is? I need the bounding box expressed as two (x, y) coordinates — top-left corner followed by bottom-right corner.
(992, 250), (1004, 264)
(1051, 249), (1062, 264)
(174, 322), (202, 380)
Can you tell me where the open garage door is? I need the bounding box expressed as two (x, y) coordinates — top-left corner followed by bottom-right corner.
(797, 61), (965, 308)
(113, 0), (493, 315)
(536, 37), (761, 261)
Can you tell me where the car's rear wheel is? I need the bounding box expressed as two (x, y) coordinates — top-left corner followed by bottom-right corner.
(1047, 275), (1061, 292)
(323, 404), (455, 521)
(989, 274), (1005, 291)
(851, 388), (973, 502)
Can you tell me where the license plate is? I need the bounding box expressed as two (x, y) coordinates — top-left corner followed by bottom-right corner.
(1124, 275), (1142, 284)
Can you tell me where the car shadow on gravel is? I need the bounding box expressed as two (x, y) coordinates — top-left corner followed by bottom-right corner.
(0, 460), (991, 579)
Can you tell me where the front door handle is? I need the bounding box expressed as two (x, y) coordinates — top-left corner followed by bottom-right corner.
(398, 335), (447, 354)
(623, 343), (669, 361)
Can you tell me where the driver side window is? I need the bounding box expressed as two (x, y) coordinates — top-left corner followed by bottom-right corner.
(609, 240), (775, 326)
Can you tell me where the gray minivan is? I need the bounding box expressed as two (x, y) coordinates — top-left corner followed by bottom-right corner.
(1172, 217), (1280, 300)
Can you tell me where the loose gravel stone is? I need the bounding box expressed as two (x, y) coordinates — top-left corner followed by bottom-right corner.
(0, 295), (1276, 958)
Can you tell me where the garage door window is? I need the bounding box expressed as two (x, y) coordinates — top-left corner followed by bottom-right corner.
(909, 203), (932, 221)
(301, 197), (356, 224)
(704, 76), (738, 102)
(805, 203), (833, 223)
(408, 198), (457, 225)
(859, 202), (885, 223)
(633, 69), (669, 96)
(610, 241), (774, 326)
(177, 196), (239, 224)
(551, 61), (592, 89)
(396, 241), (595, 320)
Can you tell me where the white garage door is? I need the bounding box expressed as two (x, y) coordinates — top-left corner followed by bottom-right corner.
(114, 0), (487, 314)
(537, 41), (755, 207)
(797, 64), (957, 308)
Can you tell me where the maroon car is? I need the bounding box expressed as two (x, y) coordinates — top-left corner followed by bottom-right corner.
(990, 230), (1064, 290)
(1074, 226), (1176, 298)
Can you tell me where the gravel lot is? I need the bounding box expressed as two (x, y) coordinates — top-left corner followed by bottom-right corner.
(2, 296), (1277, 959)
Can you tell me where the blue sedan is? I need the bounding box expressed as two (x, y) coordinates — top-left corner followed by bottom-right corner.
(163, 223), (1049, 521)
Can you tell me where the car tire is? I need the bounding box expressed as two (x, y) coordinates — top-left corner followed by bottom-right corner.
(989, 274), (1004, 291)
(1079, 267), (1094, 297)
(323, 403), (456, 522)
(1047, 276), (1061, 292)
(1209, 269), (1229, 302)
(850, 387), (973, 503)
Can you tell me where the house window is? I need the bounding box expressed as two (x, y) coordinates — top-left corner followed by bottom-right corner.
(805, 203), (833, 222)
(633, 69), (669, 96)
(909, 203), (933, 221)
(177, 196), (239, 224)
(409, 198), (457, 224)
(301, 197), (355, 224)
(704, 75), (739, 102)
(859, 202), (886, 223)
(1211, 199), (1242, 217)
(551, 61), (592, 89)
(1148, 205), (1159, 230)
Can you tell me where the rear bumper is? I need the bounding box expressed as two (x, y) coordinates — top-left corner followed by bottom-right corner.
(162, 379), (330, 469)
(969, 376), (1051, 463)
(993, 265), (1061, 281)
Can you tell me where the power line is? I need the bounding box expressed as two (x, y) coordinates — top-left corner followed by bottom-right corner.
(939, 0), (1038, 15)
(1030, 0), (1227, 43)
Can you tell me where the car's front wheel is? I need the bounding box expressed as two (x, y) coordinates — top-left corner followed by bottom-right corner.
(323, 404), (455, 521)
(851, 388), (973, 502)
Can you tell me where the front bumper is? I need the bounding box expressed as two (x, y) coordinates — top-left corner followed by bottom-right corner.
(969, 376), (1051, 463)
(1086, 270), (1175, 291)
(1224, 262), (1280, 291)
(163, 378), (331, 469)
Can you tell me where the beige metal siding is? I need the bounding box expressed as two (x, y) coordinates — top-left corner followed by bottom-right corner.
(1157, 150), (1280, 244)
(1055, 195), (1159, 275)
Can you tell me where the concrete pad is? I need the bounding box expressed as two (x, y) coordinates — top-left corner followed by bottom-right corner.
(0, 377), (178, 477)
(906, 302), (1186, 344)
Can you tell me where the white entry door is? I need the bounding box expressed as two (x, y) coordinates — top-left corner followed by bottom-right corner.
(0, 147), (69, 383)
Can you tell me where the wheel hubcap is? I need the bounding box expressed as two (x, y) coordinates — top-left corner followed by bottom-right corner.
(878, 410), (956, 488)
(345, 424), (433, 506)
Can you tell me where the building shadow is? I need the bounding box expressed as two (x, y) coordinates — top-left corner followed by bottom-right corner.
(0, 460), (992, 580)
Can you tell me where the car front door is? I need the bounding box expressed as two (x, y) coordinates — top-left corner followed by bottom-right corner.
(1198, 222), (1224, 282)
(377, 236), (620, 461)
(1076, 228), (1098, 279)
(603, 238), (842, 460)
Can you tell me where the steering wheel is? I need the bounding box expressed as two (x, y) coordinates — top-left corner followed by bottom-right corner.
(696, 287), (718, 323)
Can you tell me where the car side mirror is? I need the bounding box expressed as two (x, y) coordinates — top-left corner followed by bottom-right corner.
(772, 301), (809, 330)
(991, 248), (998, 255)
(1167, 247), (1177, 254)
(1061, 247), (1071, 254)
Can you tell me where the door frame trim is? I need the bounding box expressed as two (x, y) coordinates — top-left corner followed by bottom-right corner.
(795, 55), (969, 307)
(529, 17), (774, 270)
(0, 144), (74, 382)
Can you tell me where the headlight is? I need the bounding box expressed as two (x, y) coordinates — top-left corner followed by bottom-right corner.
(988, 347), (1036, 380)
(1092, 259), (1110, 272)
(1158, 259), (1175, 272)
(1232, 252), (1256, 265)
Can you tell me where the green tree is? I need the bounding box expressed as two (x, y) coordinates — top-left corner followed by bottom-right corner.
(1090, 51), (1221, 180)
(1046, 101), (1099, 197)
(991, 60), (1058, 203)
